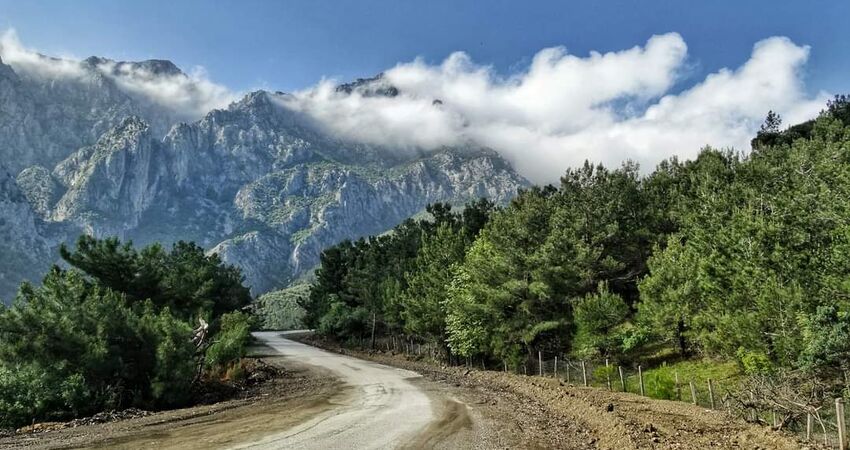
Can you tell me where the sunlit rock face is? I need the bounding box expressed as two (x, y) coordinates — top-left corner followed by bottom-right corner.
(0, 59), (528, 300)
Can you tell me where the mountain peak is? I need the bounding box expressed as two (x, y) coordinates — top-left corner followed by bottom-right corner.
(229, 90), (291, 117)
(238, 90), (273, 107)
(335, 73), (399, 98)
(84, 56), (184, 77)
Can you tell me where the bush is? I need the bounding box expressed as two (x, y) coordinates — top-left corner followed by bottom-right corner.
(639, 360), (742, 403)
(737, 348), (775, 376)
(592, 364), (616, 386)
(0, 270), (196, 427)
(644, 370), (676, 400)
(0, 365), (83, 426)
(572, 285), (630, 359)
(142, 306), (196, 406)
(205, 311), (253, 371)
(317, 297), (369, 340)
(0, 236), (253, 428)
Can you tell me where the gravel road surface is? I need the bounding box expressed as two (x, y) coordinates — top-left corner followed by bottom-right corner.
(239, 332), (436, 449)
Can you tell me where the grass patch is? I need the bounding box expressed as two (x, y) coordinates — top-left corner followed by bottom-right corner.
(633, 359), (741, 403)
(559, 357), (742, 408)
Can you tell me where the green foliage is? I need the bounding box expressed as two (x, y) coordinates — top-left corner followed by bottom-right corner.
(737, 348), (774, 376)
(647, 360), (741, 400)
(0, 269), (195, 426)
(444, 265), (490, 359)
(572, 284), (629, 358)
(304, 97), (850, 393)
(302, 201), (494, 347)
(592, 364), (617, 387)
(60, 236), (252, 320)
(317, 296), (369, 339)
(643, 370), (676, 400)
(640, 109), (850, 370)
(0, 237), (253, 427)
(401, 223), (468, 342)
(256, 285), (308, 330)
(205, 312), (254, 371)
(448, 186), (567, 363)
(797, 306), (850, 375)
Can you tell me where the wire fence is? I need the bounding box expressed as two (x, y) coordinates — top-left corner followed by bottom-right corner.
(359, 336), (850, 449)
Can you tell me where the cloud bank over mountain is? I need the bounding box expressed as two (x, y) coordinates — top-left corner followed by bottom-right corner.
(1, 30), (828, 183)
(289, 33), (828, 182)
(0, 29), (237, 119)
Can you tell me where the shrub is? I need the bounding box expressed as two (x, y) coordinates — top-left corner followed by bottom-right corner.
(205, 311), (253, 371)
(0, 270), (196, 427)
(0, 237), (253, 428)
(737, 348), (775, 376)
(142, 306), (196, 406)
(644, 370), (676, 400)
(592, 364), (616, 386)
(572, 285), (629, 358)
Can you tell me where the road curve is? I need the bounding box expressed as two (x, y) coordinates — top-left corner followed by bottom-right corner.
(239, 332), (435, 449)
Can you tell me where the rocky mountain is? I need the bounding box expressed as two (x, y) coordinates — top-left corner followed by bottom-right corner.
(0, 55), (527, 301)
(0, 55), (189, 175)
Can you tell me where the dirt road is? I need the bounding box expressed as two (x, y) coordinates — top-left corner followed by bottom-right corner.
(240, 331), (437, 448)
(2, 332), (537, 450)
(3, 332), (805, 449)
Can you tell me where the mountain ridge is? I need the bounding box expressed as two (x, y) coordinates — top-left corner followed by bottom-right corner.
(0, 55), (528, 300)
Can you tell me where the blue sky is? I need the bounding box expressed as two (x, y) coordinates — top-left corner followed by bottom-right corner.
(0, 0), (847, 94)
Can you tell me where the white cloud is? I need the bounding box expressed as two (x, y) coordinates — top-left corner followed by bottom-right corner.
(285, 33), (828, 183)
(0, 29), (237, 119)
(0, 29), (830, 182)
(96, 60), (238, 119)
(0, 29), (85, 78)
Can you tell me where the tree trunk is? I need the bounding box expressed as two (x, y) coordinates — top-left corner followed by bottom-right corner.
(370, 311), (377, 350)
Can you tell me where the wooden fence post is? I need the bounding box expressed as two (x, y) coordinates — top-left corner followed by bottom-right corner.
(837, 398), (847, 450)
(675, 370), (681, 401)
(749, 392), (757, 422)
(504, 360), (507, 373)
(806, 413), (813, 440)
(566, 359), (571, 383)
(605, 359), (611, 390)
(554, 357), (558, 379)
(690, 381), (698, 405)
(619, 366), (626, 392)
(638, 365), (645, 396)
(539, 351), (543, 377)
(707, 379), (715, 409)
(581, 361), (588, 387)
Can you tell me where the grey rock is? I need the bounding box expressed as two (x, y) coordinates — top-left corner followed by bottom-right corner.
(0, 58), (529, 300)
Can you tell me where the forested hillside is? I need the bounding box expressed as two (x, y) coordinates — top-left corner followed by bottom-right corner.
(304, 96), (850, 389)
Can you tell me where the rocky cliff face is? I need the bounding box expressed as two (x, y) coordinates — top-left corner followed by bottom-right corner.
(0, 55), (186, 175)
(0, 165), (77, 300)
(0, 56), (528, 301)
